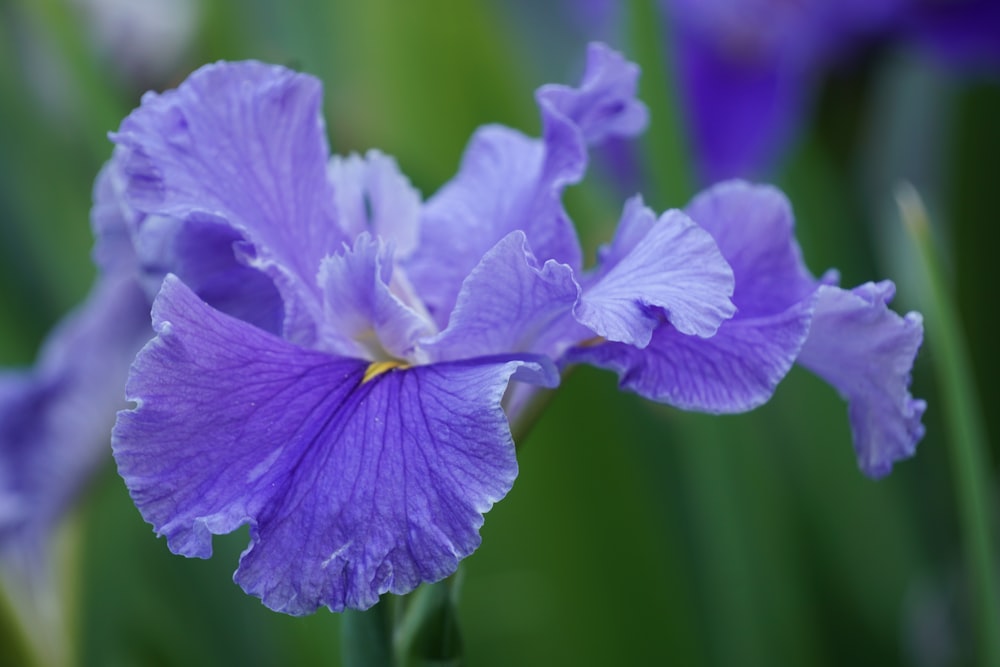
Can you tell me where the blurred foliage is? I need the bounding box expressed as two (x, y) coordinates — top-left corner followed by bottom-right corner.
(1, 0), (997, 665)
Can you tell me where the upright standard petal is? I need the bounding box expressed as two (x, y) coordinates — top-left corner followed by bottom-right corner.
(114, 276), (554, 613)
(796, 282), (926, 478)
(317, 233), (434, 361)
(406, 43), (647, 326)
(576, 197), (736, 346)
(328, 150), (423, 259)
(112, 61), (344, 340)
(93, 149), (285, 334)
(535, 41), (649, 151)
(423, 231), (581, 362)
(684, 181), (816, 313)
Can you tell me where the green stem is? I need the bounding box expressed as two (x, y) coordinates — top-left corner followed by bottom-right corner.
(897, 183), (1000, 667)
(342, 598), (396, 667)
(341, 573), (465, 667)
(0, 581), (40, 667)
(394, 576), (463, 667)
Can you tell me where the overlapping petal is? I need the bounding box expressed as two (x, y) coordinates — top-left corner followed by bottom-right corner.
(114, 276), (555, 613)
(568, 180), (925, 471)
(567, 299), (814, 412)
(424, 231), (581, 362)
(92, 150), (285, 333)
(568, 182), (818, 412)
(577, 197), (736, 346)
(684, 181), (816, 312)
(406, 43), (647, 326)
(796, 282), (926, 477)
(409, 124), (576, 327)
(329, 150), (423, 258)
(112, 61), (343, 340)
(317, 233), (434, 361)
(536, 41), (649, 151)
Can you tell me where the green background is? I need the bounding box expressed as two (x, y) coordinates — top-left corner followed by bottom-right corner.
(2, 0), (998, 665)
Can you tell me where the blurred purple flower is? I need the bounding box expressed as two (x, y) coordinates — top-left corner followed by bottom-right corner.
(662, 0), (1000, 182)
(0, 150), (155, 580)
(0, 274), (148, 577)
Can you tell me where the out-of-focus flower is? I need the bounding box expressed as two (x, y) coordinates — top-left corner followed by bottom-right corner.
(0, 140), (158, 579)
(0, 276), (149, 576)
(72, 0), (201, 85)
(661, 0), (1000, 182)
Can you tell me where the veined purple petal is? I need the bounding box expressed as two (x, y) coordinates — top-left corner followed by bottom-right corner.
(90, 155), (139, 275)
(566, 181), (816, 412)
(796, 282), (926, 478)
(93, 149), (285, 333)
(536, 41), (649, 147)
(1, 274), (149, 570)
(112, 61), (344, 341)
(317, 234), (434, 361)
(684, 180), (816, 314)
(408, 125), (579, 327)
(577, 197), (736, 346)
(329, 150), (422, 259)
(567, 298), (814, 412)
(424, 231), (581, 362)
(141, 215), (285, 334)
(113, 276), (552, 613)
(406, 44), (646, 326)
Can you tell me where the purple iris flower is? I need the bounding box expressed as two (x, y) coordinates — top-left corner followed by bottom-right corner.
(662, 0), (1000, 182)
(107, 44), (743, 614)
(566, 180), (926, 478)
(2, 39), (922, 617)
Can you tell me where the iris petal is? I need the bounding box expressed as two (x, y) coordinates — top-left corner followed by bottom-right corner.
(407, 43), (647, 326)
(329, 150), (422, 259)
(112, 61), (344, 341)
(577, 196), (736, 346)
(114, 276), (553, 613)
(797, 282), (926, 478)
(567, 182), (817, 411)
(425, 231), (581, 362)
(317, 233), (434, 361)
(567, 298), (813, 412)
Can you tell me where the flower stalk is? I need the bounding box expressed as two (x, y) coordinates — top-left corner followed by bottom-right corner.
(897, 182), (1000, 667)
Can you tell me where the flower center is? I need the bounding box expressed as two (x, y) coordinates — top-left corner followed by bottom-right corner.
(362, 359), (410, 383)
